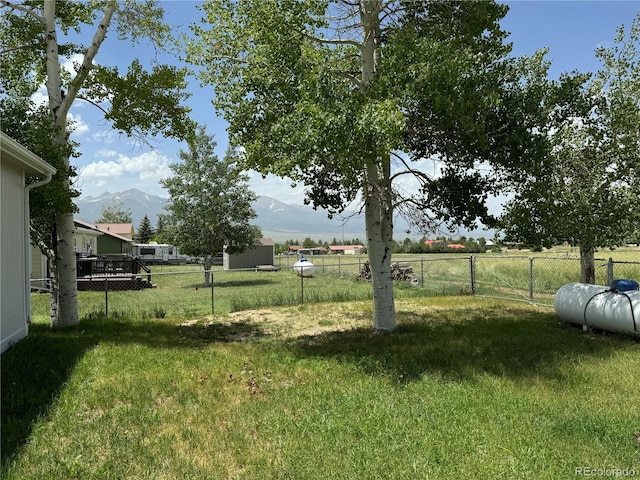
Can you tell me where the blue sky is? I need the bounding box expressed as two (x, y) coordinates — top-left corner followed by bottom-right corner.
(66, 0), (639, 205)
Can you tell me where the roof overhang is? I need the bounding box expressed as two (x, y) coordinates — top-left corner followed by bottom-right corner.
(1, 131), (57, 178)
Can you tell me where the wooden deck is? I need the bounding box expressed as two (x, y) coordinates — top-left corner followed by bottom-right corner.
(77, 274), (154, 291)
(76, 255), (154, 291)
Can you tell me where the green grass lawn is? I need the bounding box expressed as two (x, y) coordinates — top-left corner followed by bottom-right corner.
(2, 297), (639, 479)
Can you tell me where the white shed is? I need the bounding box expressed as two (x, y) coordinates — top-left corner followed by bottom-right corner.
(1, 132), (56, 353)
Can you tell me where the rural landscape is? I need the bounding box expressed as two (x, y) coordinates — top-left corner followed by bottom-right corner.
(1, 0), (639, 479)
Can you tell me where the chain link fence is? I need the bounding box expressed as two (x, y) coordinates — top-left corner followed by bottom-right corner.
(29, 254), (640, 322)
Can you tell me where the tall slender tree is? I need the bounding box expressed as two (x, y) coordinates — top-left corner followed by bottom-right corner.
(187, 0), (561, 331)
(97, 198), (133, 224)
(137, 215), (154, 244)
(1, 0), (195, 326)
(500, 14), (640, 283)
(161, 127), (262, 286)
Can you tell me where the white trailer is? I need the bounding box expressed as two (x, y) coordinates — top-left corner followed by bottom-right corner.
(131, 243), (193, 265)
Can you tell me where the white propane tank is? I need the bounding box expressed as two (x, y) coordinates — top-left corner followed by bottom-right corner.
(293, 258), (315, 277)
(554, 283), (640, 335)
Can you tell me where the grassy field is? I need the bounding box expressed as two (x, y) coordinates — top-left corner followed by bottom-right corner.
(28, 247), (638, 323)
(2, 296), (639, 479)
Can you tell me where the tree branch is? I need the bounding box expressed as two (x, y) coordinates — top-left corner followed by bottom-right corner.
(0, 42), (41, 55)
(303, 32), (362, 50)
(333, 69), (363, 88)
(389, 152), (432, 186)
(1, 0), (44, 23)
(63, 2), (117, 120)
(75, 94), (109, 116)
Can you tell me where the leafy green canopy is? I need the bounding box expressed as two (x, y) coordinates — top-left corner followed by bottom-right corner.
(187, 0), (565, 230)
(501, 13), (640, 251)
(0, 97), (79, 250)
(137, 215), (154, 244)
(160, 128), (262, 258)
(1, 0), (197, 250)
(97, 198), (133, 224)
(0, 0), (195, 173)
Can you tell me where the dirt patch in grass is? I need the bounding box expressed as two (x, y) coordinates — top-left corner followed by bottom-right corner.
(222, 302), (373, 339)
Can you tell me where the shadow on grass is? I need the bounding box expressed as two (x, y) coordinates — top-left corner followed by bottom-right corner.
(289, 305), (635, 385)
(0, 316), (268, 465)
(210, 278), (279, 288)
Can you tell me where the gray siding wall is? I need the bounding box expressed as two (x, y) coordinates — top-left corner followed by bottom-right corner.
(224, 245), (275, 270)
(1, 161), (28, 353)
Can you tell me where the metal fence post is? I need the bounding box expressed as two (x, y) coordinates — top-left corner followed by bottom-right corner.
(300, 269), (304, 304)
(529, 257), (534, 303)
(421, 257), (424, 288)
(210, 269), (215, 316)
(607, 257), (614, 285)
(104, 276), (109, 318)
(469, 256), (475, 294)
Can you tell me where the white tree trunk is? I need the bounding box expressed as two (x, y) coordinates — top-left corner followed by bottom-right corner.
(580, 244), (596, 284)
(203, 256), (213, 287)
(364, 161), (396, 332)
(53, 212), (78, 327)
(359, 1), (396, 331)
(43, 0), (115, 327)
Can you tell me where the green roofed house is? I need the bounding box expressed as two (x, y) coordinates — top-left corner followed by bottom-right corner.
(1, 132), (56, 353)
(74, 220), (133, 255)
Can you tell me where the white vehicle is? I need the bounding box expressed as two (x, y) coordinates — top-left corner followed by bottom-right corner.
(131, 243), (193, 265)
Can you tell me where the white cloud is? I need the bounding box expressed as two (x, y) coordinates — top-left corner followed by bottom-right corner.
(92, 130), (118, 144)
(68, 112), (89, 136)
(120, 151), (172, 181)
(30, 86), (48, 107)
(81, 160), (124, 179)
(61, 53), (85, 77)
(77, 150), (172, 187)
(95, 149), (119, 158)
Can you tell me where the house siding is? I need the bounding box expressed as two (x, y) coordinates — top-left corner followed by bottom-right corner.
(97, 235), (131, 254)
(31, 245), (48, 290)
(1, 161), (28, 353)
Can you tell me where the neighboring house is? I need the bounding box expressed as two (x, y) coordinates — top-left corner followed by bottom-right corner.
(95, 223), (134, 239)
(31, 221), (100, 287)
(224, 238), (275, 270)
(31, 220), (133, 288)
(76, 220), (133, 254)
(297, 247), (327, 256)
(424, 239), (445, 247)
(328, 245), (365, 255)
(74, 223), (102, 256)
(1, 132), (56, 353)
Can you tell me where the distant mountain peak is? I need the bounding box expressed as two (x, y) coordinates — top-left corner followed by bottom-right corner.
(75, 189), (430, 242)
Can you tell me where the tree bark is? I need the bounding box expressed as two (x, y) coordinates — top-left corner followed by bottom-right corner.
(43, 0), (116, 327)
(52, 212), (78, 327)
(364, 160), (396, 331)
(203, 256), (213, 287)
(580, 244), (596, 284)
(359, 1), (396, 331)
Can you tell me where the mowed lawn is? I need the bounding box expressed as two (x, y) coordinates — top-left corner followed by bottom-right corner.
(2, 297), (639, 479)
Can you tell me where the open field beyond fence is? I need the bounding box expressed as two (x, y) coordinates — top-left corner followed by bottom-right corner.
(29, 248), (640, 322)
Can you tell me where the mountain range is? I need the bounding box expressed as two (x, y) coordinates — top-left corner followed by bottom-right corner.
(76, 189), (492, 242)
(75, 189), (370, 242)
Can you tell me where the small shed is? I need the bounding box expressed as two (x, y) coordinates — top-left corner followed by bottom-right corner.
(224, 238), (275, 270)
(1, 132), (56, 353)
